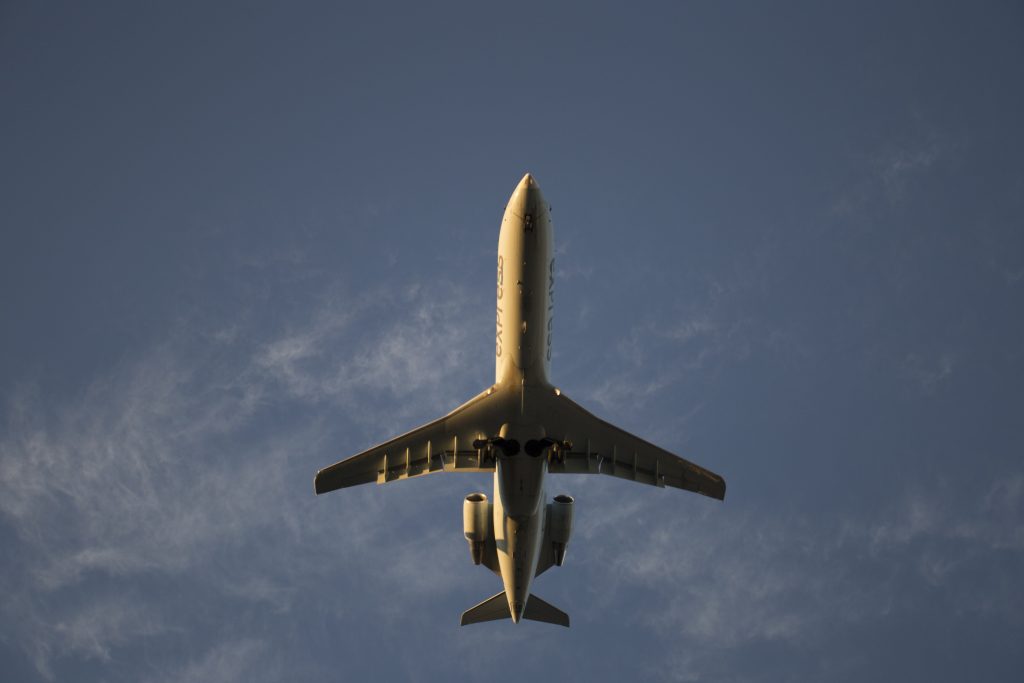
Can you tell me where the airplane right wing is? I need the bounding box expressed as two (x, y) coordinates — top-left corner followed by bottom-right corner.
(314, 386), (502, 495)
(543, 391), (726, 500)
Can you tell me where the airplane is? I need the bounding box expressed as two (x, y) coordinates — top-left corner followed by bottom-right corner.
(314, 173), (726, 627)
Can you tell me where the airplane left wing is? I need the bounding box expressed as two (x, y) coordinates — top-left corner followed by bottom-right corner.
(314, 386), (501, 495)
(543, 391), (726, 500)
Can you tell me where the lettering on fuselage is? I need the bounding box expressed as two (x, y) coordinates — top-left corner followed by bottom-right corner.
(496, 255), (504, 358)
(546, 258), (554, 361)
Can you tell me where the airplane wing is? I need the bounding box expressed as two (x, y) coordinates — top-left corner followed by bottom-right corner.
(314, 386), (501, 495)
(543, 391), (726, 500)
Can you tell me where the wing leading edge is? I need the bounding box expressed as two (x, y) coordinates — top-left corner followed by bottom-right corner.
(542, 391), (726, 500)
(314, 386), (502, 495)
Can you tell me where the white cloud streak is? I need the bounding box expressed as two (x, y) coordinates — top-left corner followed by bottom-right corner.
(568, 472), (1024, 681)
(146, 638), (277, 683)
(1, 270), (1019, 682)
(901, 351), (955, 393)
(0, 279), (486, 680)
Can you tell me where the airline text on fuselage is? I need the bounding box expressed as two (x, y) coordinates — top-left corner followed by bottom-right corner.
(495, 255), (504, 358)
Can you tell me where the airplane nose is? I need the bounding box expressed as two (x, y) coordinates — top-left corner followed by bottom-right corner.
(508, 172), (545, 216)
(516, 174), (540, 192)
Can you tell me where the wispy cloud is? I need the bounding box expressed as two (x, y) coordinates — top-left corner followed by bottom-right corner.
(577, 315), (743, 417)
(878, 144), (941, 199)
(566, 471), (1024, 681)
(146, 638), (277, 683)
(900, 351), (955, 393)
(831, 134), (947, 217)
(254, 282), (485, 419)
(0, 278), (487, 679)
(1002, 267), (1024, 286)
(1, 262), (1019, 682)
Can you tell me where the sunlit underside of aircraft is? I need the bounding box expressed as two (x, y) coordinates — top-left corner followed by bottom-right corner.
(315, 173), (725, 627)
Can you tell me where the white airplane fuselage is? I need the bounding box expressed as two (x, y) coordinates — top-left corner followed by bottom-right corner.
(312, 172), (725, 627)
(491, 173), (554, 622)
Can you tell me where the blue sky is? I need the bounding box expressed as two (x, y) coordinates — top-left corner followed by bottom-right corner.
(2, 1), (1022, 680)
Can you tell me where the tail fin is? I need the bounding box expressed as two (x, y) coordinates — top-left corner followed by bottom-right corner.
(460, 592), (570, 628)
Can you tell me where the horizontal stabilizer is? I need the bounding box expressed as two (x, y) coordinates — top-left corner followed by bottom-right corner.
(460, 592), (509, 625)
(523, 594), (570, 627)
(460, 592), (570, 627)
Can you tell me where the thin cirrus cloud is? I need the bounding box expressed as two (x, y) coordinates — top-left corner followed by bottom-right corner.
(254, 281), (487, 410)
(565, 470), (1024, 681)
(1, 250), (1020, 682)
(145, 638), (279, 683)
(831, 136), (945, 218)
(0, 146), (1016, 683)
(0, 278), (487, 680)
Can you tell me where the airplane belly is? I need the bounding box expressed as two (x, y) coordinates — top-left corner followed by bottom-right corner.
(493, 461), (546, 621)
(495, 175), (554, 386)
(316, 171), (726, 629)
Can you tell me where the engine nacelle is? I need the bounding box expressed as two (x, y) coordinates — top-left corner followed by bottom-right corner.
(548, 494), (574, 566)
(462, 492), (490, 565)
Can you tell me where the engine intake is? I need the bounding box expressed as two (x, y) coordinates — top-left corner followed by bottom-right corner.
(548, 494), (574, 566)
(463, 492), (490, 565)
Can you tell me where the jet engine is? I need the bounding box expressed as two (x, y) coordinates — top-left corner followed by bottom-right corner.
(548, 494), (574, 566)
(463, 492), (490, 565)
